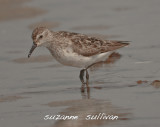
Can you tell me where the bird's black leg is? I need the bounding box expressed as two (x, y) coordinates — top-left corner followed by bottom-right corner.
(86, 69), (89, 86)
(79, 69), (85, 84)
(85, 69), (90, 92)
(86, 69), (89, 80)
(80, 69), (86, 92)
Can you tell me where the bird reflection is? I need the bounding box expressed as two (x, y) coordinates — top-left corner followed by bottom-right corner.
(47, 98), (130, 127)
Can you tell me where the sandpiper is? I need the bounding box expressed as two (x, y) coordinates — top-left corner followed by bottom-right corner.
(28, 27), (129, 87)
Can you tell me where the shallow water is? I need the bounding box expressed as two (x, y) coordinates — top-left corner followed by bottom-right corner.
(0, 0), (160, 127)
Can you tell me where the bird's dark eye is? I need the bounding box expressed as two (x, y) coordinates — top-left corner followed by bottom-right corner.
(39, 35), (43, 39)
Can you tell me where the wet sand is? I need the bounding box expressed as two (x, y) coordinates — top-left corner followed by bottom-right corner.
(0, 0), (160, 127)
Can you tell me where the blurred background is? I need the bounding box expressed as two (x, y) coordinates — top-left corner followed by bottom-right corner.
(0, 0), (160, 127)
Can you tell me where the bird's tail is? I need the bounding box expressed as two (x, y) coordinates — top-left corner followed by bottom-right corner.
(117, 41), (130, 47)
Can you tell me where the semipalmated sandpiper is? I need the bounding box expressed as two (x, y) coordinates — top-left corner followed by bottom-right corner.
(28, 27), (129, 87)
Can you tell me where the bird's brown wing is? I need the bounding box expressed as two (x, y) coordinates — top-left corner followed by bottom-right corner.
(58, 31), (129, 57)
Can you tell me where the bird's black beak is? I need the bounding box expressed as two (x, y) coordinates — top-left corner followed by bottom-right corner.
(28, 43), (37, 58)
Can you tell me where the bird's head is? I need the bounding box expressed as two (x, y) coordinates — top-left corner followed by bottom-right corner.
(28, 27), (52, 58)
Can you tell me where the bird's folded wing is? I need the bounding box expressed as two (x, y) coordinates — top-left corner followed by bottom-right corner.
(71, 36), (129, 57)
(58, 31), (129, 57)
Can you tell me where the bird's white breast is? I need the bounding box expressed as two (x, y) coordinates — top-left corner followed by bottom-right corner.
(53, 47), (111, 68)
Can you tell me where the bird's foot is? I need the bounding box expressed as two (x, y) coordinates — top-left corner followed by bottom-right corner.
(79, 69), (90, 93)
(81, 83), (85, 93)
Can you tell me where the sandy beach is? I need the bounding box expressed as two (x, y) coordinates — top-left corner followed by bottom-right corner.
(0, 0), (160, 127)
